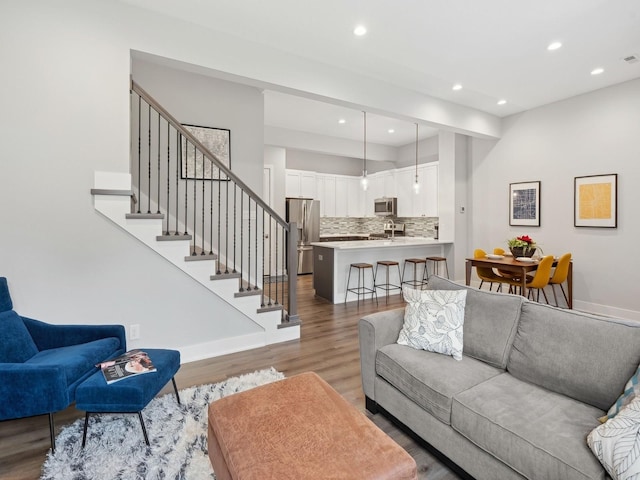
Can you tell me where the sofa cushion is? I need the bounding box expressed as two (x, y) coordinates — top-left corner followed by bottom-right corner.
(398, 287), (467, 361)
(588, 397), (640, 480)
(26, 337), (122, 387)
(376, 343), (503, 425)
(0, 310), (38, 363)
(426, 276), (523, 369)
(452, 373), (606, 480)
(507, 301), (640, 410)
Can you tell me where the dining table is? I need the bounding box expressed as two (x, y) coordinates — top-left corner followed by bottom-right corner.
(465, 255), (573, 308)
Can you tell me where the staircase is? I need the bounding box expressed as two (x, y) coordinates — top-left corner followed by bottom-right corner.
(91, 81), (300, 351)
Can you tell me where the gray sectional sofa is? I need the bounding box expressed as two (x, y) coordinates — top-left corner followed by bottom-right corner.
(359, 276), (640, 480)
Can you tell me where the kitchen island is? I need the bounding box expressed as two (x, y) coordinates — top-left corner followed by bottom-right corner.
(311, 237), (451, 304)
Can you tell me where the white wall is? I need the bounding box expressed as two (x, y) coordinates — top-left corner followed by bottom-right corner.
(469, 78), (640, 319)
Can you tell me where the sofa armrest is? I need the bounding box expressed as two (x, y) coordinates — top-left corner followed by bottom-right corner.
(22, 317), (126, 352)
(358, 308), (405, 400)
(0, 364), (69, 419)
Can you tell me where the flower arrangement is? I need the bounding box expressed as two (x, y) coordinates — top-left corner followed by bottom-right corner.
(507, 235), (539, 257)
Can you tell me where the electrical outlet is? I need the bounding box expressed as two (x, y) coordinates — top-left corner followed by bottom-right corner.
(130, 324), (141, 340)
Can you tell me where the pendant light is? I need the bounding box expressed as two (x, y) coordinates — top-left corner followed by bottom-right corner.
(413, 123), (420, 194)
(361, 111), (368, 191)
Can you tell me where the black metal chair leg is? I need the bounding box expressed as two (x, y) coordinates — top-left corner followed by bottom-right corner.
(82, 412), (90, 448)
(49, 413), (56, 452)
(172, 377), (181, 405)
(138, 412), (150, 446)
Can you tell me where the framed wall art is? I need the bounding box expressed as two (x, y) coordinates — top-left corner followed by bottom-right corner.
(181, 124), (231, 180)
(574, 173), (617, 228)
(509, 181), (540, 226)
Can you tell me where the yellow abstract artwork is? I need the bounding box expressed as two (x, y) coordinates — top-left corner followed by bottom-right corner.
(579, 183), (612, 219)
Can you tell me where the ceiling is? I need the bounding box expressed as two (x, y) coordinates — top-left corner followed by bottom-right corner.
(122, 0), (640, 147)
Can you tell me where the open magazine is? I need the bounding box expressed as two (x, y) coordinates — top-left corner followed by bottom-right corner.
(96, 349), (156, 384)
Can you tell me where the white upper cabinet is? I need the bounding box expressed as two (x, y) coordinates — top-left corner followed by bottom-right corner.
(394, 163), (439, 217)
(285, 169), (317, 198)
(317, 174), (336, 216)
(415, 164), (438, 217)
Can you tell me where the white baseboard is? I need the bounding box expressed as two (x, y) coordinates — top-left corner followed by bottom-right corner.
(178, 332), (267, 364)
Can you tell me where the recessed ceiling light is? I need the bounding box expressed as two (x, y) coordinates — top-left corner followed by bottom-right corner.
(497, 99), (507, 106)
(591, 67), (604, 75)
(338, 119), (346, 124)
(388, 129), (395, 134)
(353, 25), (367, 36)
(547, 41), (562, 51)
(452, 84), (463, 91)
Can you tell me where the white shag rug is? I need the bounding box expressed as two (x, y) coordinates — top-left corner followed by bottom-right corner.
(41, 367), (285, 480)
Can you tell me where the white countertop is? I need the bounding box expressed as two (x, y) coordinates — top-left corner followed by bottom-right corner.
(311, 237), (450, 250)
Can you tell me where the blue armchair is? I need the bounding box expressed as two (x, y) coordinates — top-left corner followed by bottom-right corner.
(0, 277), (126, 451)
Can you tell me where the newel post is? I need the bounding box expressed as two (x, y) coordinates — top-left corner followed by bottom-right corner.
(286, 222), (299, 323)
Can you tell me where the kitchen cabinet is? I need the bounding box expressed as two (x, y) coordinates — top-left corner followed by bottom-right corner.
(317, 175), (336, 216)
(334, 177), (348, 217)
(415, 164), (438, 217)
(286, 169), (317, 198)
(395, 163), (438, 217)
(346, 177), (364, 217)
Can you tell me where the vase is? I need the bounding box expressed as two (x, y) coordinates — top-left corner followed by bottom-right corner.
(510, 247), (536, 258)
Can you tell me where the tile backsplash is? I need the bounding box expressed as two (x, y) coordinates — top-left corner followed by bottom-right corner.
(320, 217), (439, 238)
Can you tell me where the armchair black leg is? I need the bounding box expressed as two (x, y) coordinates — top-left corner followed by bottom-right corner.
(172, 377), (181, 405)
(138, 412), (150, 446)
(49, 413), (56, 452)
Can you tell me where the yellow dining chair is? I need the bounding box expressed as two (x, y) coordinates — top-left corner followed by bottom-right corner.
(474, 249), (508, 292)
(506, 255), (554, 303)
(549, 253), (572, 307)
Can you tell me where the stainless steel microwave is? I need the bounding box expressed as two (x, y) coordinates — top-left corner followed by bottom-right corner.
(374, 197), (397, 217)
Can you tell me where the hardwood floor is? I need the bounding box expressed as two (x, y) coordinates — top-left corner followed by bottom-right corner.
(0, 275), (459, 479)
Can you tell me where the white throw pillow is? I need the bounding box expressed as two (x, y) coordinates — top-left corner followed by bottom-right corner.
(397, 287), (467, 361)
(588, 397), (640, 480)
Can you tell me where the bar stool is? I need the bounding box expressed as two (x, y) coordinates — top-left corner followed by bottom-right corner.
(401, 258), (428, 290)
(426, 256), (449, 279)
(345, 263), (378, 306)
(374, 260), (402, 304)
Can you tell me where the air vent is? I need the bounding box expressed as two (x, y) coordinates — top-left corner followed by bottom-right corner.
(623, 54), (638, 64)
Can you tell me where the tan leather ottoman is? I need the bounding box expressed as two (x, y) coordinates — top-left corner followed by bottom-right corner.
(207, 372), (417, 480)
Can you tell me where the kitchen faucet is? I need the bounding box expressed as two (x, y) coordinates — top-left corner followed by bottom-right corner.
(387, 219), (395, 240)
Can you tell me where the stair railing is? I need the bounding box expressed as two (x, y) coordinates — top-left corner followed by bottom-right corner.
(130, 79), (298, 324)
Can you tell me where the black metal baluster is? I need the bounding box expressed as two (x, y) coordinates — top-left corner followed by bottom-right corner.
(232, 184), (237, 273)
(165, 121), (171, 234)
(175, 132), (180, 235)
(137, 96), (141, 213)
(225, 173), (229, 273)
(255, 203), (259, 292)
(261, 210), (266, 307)
(156, 110), (161, 214)
(147, 103), (151, 214)
(239, 191), (244, 291)
(209, 163), (214, 256)
(268, 217), (273, 306)
(274, 225), (278, 306)
(200, 152), (205, 255)
(184, 140), (188, 235)
(217, 165), (222, 273)
(247, 197), (252, 291)
(192, 144), (197, 254)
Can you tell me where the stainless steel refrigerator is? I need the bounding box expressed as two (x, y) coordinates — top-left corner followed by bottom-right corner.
(286, 198), (320, 274)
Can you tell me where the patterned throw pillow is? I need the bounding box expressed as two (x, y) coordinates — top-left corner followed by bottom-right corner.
(397, 287), (467, 361)
(588, 397), (640, 480)
(602, 365), (640, 423)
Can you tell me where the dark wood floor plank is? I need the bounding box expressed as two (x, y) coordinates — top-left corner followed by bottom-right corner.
(0, 275), (458, 480)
